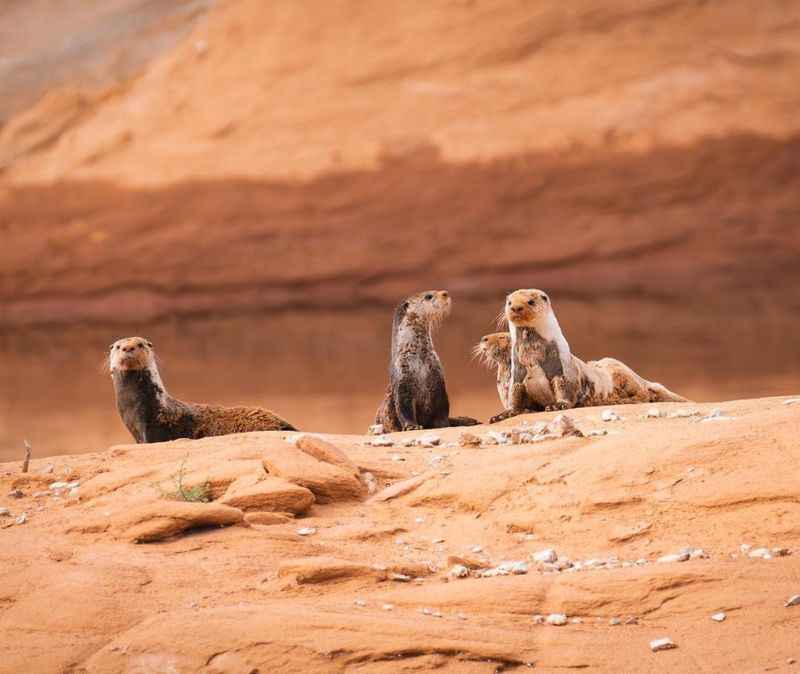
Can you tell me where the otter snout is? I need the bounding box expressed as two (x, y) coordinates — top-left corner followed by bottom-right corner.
(109, 336), (154, 372)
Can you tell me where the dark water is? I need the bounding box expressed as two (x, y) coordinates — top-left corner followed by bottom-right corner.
(1, 298), (798, 462)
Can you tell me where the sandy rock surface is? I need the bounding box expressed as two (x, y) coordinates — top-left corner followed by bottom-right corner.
(1, 398), (800, 673)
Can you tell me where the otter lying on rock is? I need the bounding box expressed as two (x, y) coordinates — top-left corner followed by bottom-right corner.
(108, 336), (296, 443)
(490, 289), (688, 423)
(374, 291), (480, 432)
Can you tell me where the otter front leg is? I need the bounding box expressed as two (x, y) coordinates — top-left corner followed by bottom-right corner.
(545, 375), (575, 411)
(490, 383), (529, 424)
(395, 379), (422, 431)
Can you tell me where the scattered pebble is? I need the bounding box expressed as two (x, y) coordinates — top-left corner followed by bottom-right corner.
(458, 432), (482, 448)
(783, 399), (800, 406)
(367, 424), (385, 435)
(49, 481), (69, 490)
(296, 527), (317, 536)
(625, 617), (639, 625)
(748, 547), (772, 560)
(532, 614), (545, 624)
(449, 565), (470, 578)
(382, 604), (394, 611)
(15, 512), (27, 525)
(571, 617), (583, 624)
(711, 612), (726, 622)
(609, 617), (621, 626)
(8, 489), (23, 499)
(650, 637), (677, 652)
(772, 547), (791, 557)
(785, 595), (800, 607)
(417, 434), (441, 448)
(432, 537), (445, 544)
(700, 409), (735, 423)
(533, 548), (558, 564)
(368, 436), (395, 447)
(788, 658), (797, 665)
(547, 613), (568, 626)
(0, 508), (10, 517)
(658, 552), (690, 564)
(354, 599), (366, 607)
(740, 544), (752, 553)
(362, 472), (378, 494)
(32, 491), (49, 498)
(470, 545), (483, 553)
(646, 407), (662, 419)
(601, 409), (621, 422)
(689, 548), (709, 560)
(668, 409), (700, 419)
(39, 464), (54, 475)
(586, 429), (608, 437)
(389, 573), (412, 582)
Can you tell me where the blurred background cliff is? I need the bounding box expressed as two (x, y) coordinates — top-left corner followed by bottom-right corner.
(1, 0), (799, 459)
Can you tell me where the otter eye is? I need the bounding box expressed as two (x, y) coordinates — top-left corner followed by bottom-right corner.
(481, 337), (488, 343)
(424, 293), (433, 300)
(528, 299), (535, 306)
(146, 341), (152, 348)
(541, 295), (548, 302)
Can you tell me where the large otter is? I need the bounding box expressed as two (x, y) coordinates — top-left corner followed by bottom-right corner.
(473, 332), (512, 409)
(374, 291), (480, 432)
(490, 289), (688, 423)
(108, 336), (296, 443)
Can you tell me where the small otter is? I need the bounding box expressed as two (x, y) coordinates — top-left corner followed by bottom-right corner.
(490, 289), (688, 423)
(108, 336), (296, 443)
(473, 332), (512, 408)
(374, 291), (480, 432)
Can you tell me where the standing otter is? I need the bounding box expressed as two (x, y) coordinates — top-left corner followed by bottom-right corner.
(374, 291), (480, 432)
(473, 332), (512, 408)
(490, 289), (688, 423)
(109, 336), (296, 443)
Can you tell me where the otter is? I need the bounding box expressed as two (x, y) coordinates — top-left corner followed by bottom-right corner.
(374, 291), (480, 432)
(490, 289), (688, 423)
(473, 332), (512, 409)
(108, 336), (296, 443)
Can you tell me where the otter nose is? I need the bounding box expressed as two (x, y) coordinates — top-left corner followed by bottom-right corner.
(510, 305), (524, 314)
(123, 346), (135, 353)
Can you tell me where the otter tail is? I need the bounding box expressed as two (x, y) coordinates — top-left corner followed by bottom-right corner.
(648, 382), (689, 403)
(448, 416), (481, 427)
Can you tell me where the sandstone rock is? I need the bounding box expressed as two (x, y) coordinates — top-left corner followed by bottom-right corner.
(458, 432), (482, 448)
(263, 443), (365, 503)
(294, 435), (359, 475)
(446, 554), (491, 570)
(369, 475), (428, 503)
(278, 557), (373, 584)
(120, 501), (244, 543)
(220, 474), (314, 514)
(650, 637), (677, 652)
(243, 511), (294, 526)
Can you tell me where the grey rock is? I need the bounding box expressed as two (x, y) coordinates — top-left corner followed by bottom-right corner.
(650, 637), (677, 652)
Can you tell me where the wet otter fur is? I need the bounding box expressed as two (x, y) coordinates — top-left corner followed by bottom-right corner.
(375, 291), (480, 432)
(108, 336), (296, 443)
(490, 289), (688, 423)
(473, 332), (512, 409)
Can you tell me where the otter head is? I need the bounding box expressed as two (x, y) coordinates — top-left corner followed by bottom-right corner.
(400, 290), (451, 328)
(474, 332), (511, 368)
(504, 289), (551, 327)
(108, 336), (155, 373)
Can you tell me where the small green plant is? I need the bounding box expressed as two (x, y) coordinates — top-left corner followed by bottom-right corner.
(154, 455), (211, 503)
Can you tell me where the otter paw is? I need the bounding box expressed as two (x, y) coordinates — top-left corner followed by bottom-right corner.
(402, 424), (424, 431)
(545, 402), (571, 412)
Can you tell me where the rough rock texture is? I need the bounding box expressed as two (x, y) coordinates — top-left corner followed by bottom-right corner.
(111, 501), (244, 543)
(263, 442), (366, 503)
(219, 474), (314, 514)
(2, 399), (800, 673)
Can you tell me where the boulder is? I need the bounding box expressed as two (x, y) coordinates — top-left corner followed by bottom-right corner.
(220, 474), (314, 514)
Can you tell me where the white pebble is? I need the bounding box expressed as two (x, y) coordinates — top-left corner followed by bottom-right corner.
(418, 434), (441, 448)
(533, 548), (558, 563)
(609, 617), (621, 626)
(368, 436), (395, 447)
(470, 545), (483, 553)
(296, 527), (317, 536)
(49, 482), (68, 490)
(547, 613), (568, 626)
(668, 409), (699, 419)
(650, 637), (677, 652)
(532, 614), (545, 624)
(367, 424), (385, 435)
(646, 408), (662, 418)
(15, 512), (27, 525)
(785, 594), (800, 607)
(782, 398), (800, 405)
(449, 565), (470, 578)
(353, 599), (366, 607)
(0, 508), (10, 517)
(570, 617), (583, 624)
(748, 547), (772, 559)
(601, 409), (620, 422)
(711, 611), (726, 622)
(382, 603), (394, 611)
(587, 429), (608, 437)
(658, 552), (690, 564)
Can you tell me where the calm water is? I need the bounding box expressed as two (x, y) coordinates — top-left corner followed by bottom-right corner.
(1, 298), (798, 461)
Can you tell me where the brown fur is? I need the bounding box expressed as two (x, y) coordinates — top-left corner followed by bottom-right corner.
(473, 332), (512, 408)
(109, 337), (296, 443)
(490, 290), (688, 423)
